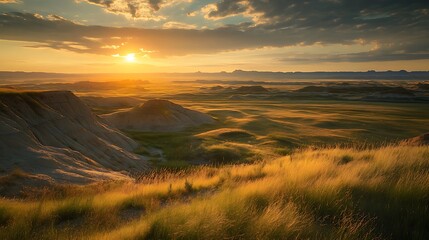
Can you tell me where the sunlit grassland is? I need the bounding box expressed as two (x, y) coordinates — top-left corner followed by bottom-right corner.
(126, 119), (270, 167)
(76, 82), (429, 168)
(193, 99), (429, 143)
(1, 144), (428, 239)
(124, 98), (429, 167)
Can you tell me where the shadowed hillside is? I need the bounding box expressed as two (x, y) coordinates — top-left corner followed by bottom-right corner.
(0, 91), (149, 191)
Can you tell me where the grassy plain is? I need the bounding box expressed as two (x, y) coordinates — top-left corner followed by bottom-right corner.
(1, 80), (428, 239)
(1, 145), (428, 239)
(127, 94), (429, 168)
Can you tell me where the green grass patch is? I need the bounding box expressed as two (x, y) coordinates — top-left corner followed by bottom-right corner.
(54, 199), (93, 223)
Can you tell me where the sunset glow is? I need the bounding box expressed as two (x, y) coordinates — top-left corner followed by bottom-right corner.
(125, 53), (136, 63)
(0, 1), (428, 73)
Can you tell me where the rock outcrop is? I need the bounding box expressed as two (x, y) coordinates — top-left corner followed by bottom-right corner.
(0, 91), (149, 184)
(102, 99), (215, 132)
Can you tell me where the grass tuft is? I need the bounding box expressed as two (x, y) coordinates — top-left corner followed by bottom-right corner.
(54, 199), (93, 223)
(0, 144), (428, 239)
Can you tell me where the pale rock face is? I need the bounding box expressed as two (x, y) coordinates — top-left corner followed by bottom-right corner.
(0, 91), (149, 184)
(102, 99), (215, 132)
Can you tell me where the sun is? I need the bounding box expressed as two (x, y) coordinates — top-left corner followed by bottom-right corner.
(125, 53), (136, 62)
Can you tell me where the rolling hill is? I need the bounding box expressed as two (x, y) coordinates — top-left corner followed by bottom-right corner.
(102, 99), (215, 132)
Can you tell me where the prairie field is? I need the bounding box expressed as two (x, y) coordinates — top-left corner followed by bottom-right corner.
(1, 144), (429, 239)
(1, 79), (428, 240)
(121, 81), (429, 168)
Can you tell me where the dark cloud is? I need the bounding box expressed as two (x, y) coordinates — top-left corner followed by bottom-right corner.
(0, 12), (293, 57)
(204, 0), (429, 61)
(127, 3), (138, 18)
(79, 0), (179, 19)
(148, 0), (163, 11)
(281, 51), (429, 64)
(207, 0), (247, 18)
(207, 0), (429, 32)
(85, 0), (114, 8)
(81, 0), (159, 19)
(0, 0), (428, 63)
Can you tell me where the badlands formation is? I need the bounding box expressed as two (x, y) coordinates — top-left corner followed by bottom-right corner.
(0, 91), (149, 185)
(102, 99), (215, 132)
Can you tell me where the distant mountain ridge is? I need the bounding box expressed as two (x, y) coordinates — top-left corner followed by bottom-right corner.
(1, 70), (429, 83)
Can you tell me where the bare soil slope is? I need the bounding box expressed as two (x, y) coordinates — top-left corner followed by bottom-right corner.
(0, 91), (149, 185)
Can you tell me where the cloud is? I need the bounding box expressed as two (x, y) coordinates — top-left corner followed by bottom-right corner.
(148, 0), (162, 11)
(204, 0), (248, 19)
(205, 0), (429, 30)
(280, 51), (429, 64)
(201, 0), (429, 61)
(0, 12), (302, 57)
(0, 0), (19, 3)
(162, 21), (197, 29)
(0, 7), (428, 62)
(78, 0), (189, 20)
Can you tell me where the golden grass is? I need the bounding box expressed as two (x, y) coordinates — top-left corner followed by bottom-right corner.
(1, 144), (428, 239)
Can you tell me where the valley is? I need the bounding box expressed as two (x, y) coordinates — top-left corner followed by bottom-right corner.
(0, 77), (428, 240)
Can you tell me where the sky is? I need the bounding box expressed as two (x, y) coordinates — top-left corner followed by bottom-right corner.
(0, 0), (428, 73)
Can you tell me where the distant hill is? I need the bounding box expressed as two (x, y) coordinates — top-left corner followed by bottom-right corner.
(102, 99), (215, 132)
(2, 70), (429, 83)
(234, 86), (269, 93)
(80, 96), (142, 109)
(0, 91), (149, 185)
(296, 85), (415, 96)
